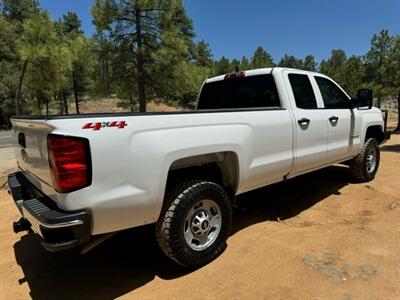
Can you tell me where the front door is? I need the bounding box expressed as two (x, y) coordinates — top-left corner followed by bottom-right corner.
(313, 76), (352, 162)
(283, 71), (328, 174)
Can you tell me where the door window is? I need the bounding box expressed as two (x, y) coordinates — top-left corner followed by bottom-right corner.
(288, 74), (318, 109)
(315, 76), (350, 109)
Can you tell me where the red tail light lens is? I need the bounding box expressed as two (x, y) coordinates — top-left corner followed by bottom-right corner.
(48, 134), (91, 193)
(224, 71), (245, 80)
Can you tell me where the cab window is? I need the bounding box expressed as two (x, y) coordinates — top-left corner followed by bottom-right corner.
(198, 74), (280, 110)
(288, 74), (318, 109)
(315, 76), (350, 109)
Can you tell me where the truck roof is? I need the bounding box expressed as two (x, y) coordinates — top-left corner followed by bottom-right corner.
(205, 67), (322, 83)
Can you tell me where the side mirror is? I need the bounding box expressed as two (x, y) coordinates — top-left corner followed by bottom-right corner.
(355, 89), (373, 109)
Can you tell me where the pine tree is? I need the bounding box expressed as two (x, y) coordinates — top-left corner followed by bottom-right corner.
(55, 12), (92, 114)
(231, 59), (240, 71)
(194, 40), (214, 68)
(278, 54), (303, 69)
(319, 49), (347, 87)
(20, 12), (72, 115)
(92, 0), (196, 112)
(303, 55), (317, 71)
(342, 55), (365, 97)
(0, 16), (18, 121)
(215, 56), (231, 75)
(364, 30), (394, 108)
(251, 46), (274, 68)
(240, 56), (250, 70)
(1, 0), (40, 115)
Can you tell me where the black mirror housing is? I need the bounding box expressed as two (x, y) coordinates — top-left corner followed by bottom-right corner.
(356, 89), (373, 109)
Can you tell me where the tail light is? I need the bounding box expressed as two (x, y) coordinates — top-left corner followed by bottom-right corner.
(224, 71), (245, 80)
(47, 134), (92, 193)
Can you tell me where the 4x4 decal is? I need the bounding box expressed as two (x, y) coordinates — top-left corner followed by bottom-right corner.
(83, 121), (127, 131)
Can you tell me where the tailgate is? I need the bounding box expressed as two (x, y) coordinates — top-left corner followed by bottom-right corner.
(11, 118), (54, 189)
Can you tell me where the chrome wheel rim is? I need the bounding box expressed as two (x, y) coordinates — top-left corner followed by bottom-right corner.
(184, 199), (222, 251)
(366, 147), (377, 173)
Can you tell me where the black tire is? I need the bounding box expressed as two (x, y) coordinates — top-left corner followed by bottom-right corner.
(349, 138), (380, 182)
(155, 180), (233, 268)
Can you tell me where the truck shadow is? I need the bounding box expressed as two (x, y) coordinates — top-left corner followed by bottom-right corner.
(14, 165), (350, 300)
(233, 165), (350, 234)
(380, 144), (400, 153)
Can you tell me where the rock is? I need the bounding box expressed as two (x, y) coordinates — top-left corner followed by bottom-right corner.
(303, 255), (314, 268)
(317, 263), (344, 282)
(389, 203), (398, 210)
(343, 293), (353, 300)
(359, 264), (377, 275)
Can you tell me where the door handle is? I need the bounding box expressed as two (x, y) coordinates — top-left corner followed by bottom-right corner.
(297, 118), (310, 125)
(329, 116), (339, 122)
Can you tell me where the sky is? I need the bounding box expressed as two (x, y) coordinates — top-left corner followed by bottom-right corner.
(39, 0), (400, 63)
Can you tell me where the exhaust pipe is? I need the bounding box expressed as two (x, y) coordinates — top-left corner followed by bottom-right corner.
(13, 218), (31, 233)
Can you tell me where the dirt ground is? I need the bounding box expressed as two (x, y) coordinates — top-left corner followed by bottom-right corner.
(0, 129), (399, 300)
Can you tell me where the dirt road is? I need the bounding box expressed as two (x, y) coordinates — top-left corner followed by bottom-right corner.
(0, 133), (399, 300)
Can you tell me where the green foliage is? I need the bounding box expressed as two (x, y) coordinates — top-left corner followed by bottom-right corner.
(303, 55), (317, 71)
(251, 46), (274, 68)
(215, 56), (232, 75)
(21, 12), (72, 91)
(61, 11), (83, 36)
(279, 54), (303, 69)
(240, 56), (251, 70)
(0, 16), (18, 119)
(342, 55), (365, 97)
(1, 0), (39, 23)
(92, 0), (202, 111)
(364, 30), (395, 106)
(193, 40), (214, 68)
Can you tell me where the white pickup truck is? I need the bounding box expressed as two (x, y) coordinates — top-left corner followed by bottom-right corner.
(8, 67), (390, 267)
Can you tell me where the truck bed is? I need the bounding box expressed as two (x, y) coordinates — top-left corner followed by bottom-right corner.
(11, 107), (282, 120)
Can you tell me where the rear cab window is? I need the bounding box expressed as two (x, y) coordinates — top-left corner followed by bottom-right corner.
(197, 74), (281, 110)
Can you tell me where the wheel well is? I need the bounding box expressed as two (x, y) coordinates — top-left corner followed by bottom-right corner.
(365, 125), (385, 144)
(166, 152), (239, 198)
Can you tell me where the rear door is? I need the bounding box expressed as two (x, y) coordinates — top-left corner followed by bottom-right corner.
(283, 71), (328, 174)
(313, 76), (353, 162)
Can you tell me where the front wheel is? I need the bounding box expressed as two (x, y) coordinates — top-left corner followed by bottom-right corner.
(349, 138), (380, 182)
(155, 180), (233, 268)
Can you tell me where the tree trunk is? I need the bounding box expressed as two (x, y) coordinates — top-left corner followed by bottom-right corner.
(55, 94), (62, 115)
(36, 97), (42, 115)
(14, 60), (28, 115)
(45, 98), (49, 115)
(62, 92), (69, 115)
(72, 71), (80, 114)
(396, 92), (400, 132)
(135, 8), (146, 112)
(129, 95), (134, 112)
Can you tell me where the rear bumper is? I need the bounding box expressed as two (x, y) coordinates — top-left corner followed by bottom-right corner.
(8, 172), (91, 252)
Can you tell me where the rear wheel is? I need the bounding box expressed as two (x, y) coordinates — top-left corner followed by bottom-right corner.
(349, 138), (380, 182)
(155, 180), (232, 268)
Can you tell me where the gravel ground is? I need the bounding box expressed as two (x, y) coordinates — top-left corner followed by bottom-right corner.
(0, 127), (399, 300)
